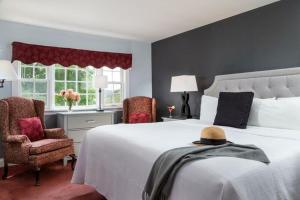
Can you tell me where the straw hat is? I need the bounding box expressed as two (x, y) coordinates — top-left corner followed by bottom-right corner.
(193, 126), (228, 146)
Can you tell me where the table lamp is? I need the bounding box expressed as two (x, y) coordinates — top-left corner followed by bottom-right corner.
(0, 60), (17, 88)
(95, 75), (108, 111)
(170, 75), (198, 118)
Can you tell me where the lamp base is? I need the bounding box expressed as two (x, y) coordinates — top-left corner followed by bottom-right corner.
(181, 91), (192, 118)
(0, 79), (5, 88)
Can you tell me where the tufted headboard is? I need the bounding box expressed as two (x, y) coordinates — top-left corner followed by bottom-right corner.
(204, 67), (300, 98)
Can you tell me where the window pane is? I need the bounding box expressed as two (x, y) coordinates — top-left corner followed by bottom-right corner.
(78, 70), (86, 81)
(113, 67), (120, 72)
(67, 69), (76, 81)
(113, 84), (121, 104)
(113, 93), (121, 104)
(55, 82), (65, 93)
(55, 95), (65, 106)
(35, 67), (46, 79)
(21, 67), (33, 79)
(78, 95), (86, 106)
(21, 81), (34, 93)
(35, 94), (47, 104)
(114, 84), (121, 92)
(55, 68), (65, 80)
(23, 94), (34, 99)
(35, 81), (47, 93)
(87, 82), (96, 93)
(104, 84), (113, 105)
(103, 70), (112, 82)
(86, 68), (94, 81)
(113, 72), (121, 82)
(78, 82), (86, 93)
(67, 82), (76, 91)
(104, 94), (112, 105)
(88, 94), (96, 105)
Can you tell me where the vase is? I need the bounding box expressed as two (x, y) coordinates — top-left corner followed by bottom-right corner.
(67, 102), (73, 112)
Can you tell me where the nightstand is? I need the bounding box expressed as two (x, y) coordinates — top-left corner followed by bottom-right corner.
(162, 116), (188, 122)
(57, 111), (114, 156)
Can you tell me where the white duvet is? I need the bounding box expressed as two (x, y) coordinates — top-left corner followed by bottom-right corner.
(72, 120), (300, 200)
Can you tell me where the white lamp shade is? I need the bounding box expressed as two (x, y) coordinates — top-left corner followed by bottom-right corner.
(0, 60), (17, 80)
(170, 75), (198, 92)
(95, 75), (108, 89)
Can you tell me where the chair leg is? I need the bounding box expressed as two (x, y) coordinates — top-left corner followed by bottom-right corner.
(2, 161), (8, 180)
(35, 167), (40, 186)
(70, 154), (77, 171)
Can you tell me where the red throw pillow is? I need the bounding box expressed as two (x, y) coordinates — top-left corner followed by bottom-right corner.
(129, 113), (151, 123)
(18, 117), (44, 141)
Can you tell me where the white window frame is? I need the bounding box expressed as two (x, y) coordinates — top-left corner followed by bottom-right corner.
(100, 67), (128, 108)
(13, 62), (129, 111)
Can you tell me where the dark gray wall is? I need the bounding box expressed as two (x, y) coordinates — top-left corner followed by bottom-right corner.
(152, 0), (300, 120)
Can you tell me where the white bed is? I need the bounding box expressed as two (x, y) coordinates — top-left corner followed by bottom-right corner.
(72, 67), (300, 200)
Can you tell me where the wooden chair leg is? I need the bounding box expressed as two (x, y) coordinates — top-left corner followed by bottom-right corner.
(35, 167), (40, 186)
(2, 161), (8, 180)
(70, 154), (77, 171)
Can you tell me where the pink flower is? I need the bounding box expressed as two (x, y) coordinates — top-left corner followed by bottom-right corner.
(75, 93), (81, 102)
(59, 90), (66, 96)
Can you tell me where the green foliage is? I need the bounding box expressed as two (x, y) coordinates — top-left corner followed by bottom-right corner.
(88, 95), (96, 105)
(67, 82), (76, 91)
(78, 70), (86, 81)
(35, 67), (46, 79)
(78, 82), (86, 93)
(55, 82), (65, 93)
(79, 95), (86, 106)
(21, 67), (33, 79)
(55, 95), (65, 106)
(67, 69), (76, 81)
(55, 68), (65, 80)
(86, 68), (94, 81)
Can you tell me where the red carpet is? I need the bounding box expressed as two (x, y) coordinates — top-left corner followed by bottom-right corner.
(0, 162), (106, 200)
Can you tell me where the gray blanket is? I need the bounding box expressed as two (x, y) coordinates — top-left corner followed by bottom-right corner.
(142, 143), (270, 200)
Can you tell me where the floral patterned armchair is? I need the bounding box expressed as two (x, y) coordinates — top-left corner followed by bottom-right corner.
(123, 96), (157, 123)
(0, 97), (75, 186)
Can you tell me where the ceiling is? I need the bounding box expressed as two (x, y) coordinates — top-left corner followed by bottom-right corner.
(0, 0), (279, 42)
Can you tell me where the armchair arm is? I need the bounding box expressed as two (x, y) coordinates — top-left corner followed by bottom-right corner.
(5, 135), (30, 143)
(3, 135), (31, 164)
(44, 128), (67, 139)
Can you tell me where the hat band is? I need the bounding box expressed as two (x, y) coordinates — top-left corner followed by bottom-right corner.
(199, 138), (227, 145)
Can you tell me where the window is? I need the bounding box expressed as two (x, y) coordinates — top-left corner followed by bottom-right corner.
(19, 63), (49, 106)
(16, 62), (127, 110)
(102, 67), (125, 107)
(54, 65), (97, 108)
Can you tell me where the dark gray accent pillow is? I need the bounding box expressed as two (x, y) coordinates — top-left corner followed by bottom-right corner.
(214, 92), (254, 129)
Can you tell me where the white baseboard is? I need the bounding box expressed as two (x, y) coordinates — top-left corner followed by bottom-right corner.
(0, 158), (3, 168)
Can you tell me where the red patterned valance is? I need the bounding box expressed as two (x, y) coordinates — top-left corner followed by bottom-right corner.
(12, 42), (132, 69)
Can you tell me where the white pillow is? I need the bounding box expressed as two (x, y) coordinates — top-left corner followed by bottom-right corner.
(248, 97), (300, 130)
(199, 95), (218, 123)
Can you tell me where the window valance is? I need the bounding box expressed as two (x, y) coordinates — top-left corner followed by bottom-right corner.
(12, 42), (132, 69)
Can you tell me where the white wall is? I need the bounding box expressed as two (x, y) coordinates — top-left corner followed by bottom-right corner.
(0, 20), (152, 99)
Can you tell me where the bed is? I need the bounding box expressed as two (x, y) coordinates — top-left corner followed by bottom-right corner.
(72, 67), (300, 200)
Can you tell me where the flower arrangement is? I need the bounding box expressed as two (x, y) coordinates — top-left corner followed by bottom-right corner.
(167, 105), (175, 118)
(59, 89), (81, 112)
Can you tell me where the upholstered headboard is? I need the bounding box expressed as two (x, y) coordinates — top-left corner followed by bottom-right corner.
(204, 67), (300, 98)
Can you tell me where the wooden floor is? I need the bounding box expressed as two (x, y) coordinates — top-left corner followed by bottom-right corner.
(0, 162), (106, 200)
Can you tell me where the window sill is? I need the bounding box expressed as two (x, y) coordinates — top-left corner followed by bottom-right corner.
(45, 107), (123, 115)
